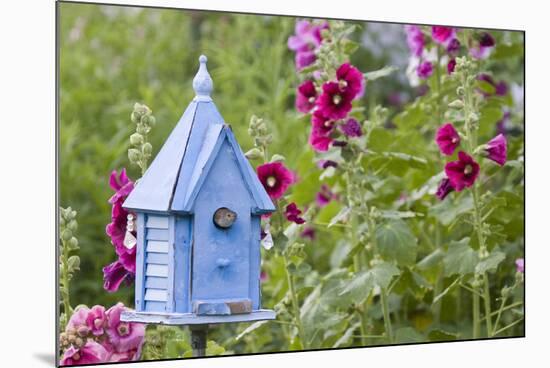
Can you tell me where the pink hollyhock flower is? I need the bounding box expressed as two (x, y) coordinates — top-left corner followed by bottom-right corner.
(287, 20), (328, 70)
(469, 33), (495, 60)
(435, 177), (454, 200)
(431, 26), (454, 44)
(336, 63), (364, 99)
(340, 118), (362, 137)
(285, 203), (306, 224)
(296, 80), (318, 113)
(404, 25), (424, 57)
(108, 169), (134, 205)
(109, 347), (142, 362)
(316, 81), (354, 120)
(309, 110), (335, 152)
(483, 133), (507, 166)
(447, 59), (456, 74)
(106, 303), (145, 353)
(257, 162), (295, 200)
(301, 226), (316, 240)
(61, 341), (110, 366)
(416, 61), (433, 79)
(436, 123), (460, 156)
(103, 260), (133, 293)
(66, 306), (90, 331)
(445, 151), (480, 191)
(86, 305), (107, 336)
(515, 258), (524, 273)
(446, 38), (461, 56)
(260, 270), (268, 282)
(316, 184), (335, 207)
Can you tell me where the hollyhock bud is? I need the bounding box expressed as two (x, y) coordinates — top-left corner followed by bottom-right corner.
(435, 177), (454, 200)
(483, 133), (507, 166)
(284, 203), (306, 224)
(444, 151), (480, 191)
(340, 118), (363, 137)
(447, 59), (457, 74)
(435, 123), (461, 156)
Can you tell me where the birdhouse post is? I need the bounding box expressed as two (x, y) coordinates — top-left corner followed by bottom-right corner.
(120, 55), (276, 355)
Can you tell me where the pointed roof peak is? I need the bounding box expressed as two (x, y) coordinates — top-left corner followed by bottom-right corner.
(193, 54), (213, 101)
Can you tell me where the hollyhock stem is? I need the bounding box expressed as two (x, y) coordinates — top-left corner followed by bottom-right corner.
(473, 292), (480, 338)
(283, 254), (307, 350)
(381, 288), (394, 343)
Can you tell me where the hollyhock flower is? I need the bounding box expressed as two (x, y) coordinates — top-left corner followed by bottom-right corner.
(340, 118), (362, 137)
(296, 80), (318, 113)
(515, 258), (524, 273)
(470, 33), (495, 60)
(483, 133), (507, 166)
(432, 26), (454, 44)
(106, 303), (145, 353)
(336, 63), (364, 98)
(108, 169), (134, 205)
(257, 162), (295, 200)
(61, 341), (109, 366)
(301, 226), (316, 240)
(309, 110), (335, 152)
(103, 260), (134, 293)
(446, 38), (461, 56)
(416, 61), (433, 79)
(477, 74), (508, 97)
(316, 184), (335, 207)
(478, 32), (495, 47)
(447, 59), (456, 74)
(86, 305), (107, 336)
(404, 25), (424, 57)
(317, 159), (338, 169)
(435, 123), (460, 156)
(260, 270), (268, 282)
(285, 203), (306, 224)
(316, 81), (354, 120)
(445, 151), (480, 191)
(496, 111), (512, 136)
(67, 306), (90, 331)
(287, 20), (328, 70)
(435, 177), (454, 200)
(109, 348), (142, 362)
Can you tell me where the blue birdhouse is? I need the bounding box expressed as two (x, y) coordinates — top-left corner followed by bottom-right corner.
(121, 55), (276, 325)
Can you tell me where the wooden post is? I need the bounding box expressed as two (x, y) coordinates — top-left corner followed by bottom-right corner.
(190, 325), (208, 357)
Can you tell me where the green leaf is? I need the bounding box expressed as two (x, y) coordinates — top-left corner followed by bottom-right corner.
(328, 206), (351, 228)
(376, 219), (418, 266)
(475, 250), (505, 274)
(342, 40), (359, 55)
(428, 329), (458, 341)
(379, 210), (423, 219)
(339, 262), (399, 304)
(364, 66), (398, 81)
(395, 327), (424, 343)
(417, 248), (444, 271)
(430, 195), (473, 226)
(443, 238), (478, 276)
(333, 322), (360, 348)
(432, 277), (461, 305)
(236, 320), (268, 340)
(206, 340), (225, 356)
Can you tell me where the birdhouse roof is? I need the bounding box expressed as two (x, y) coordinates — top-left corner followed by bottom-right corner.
(123, 56), (275, 214)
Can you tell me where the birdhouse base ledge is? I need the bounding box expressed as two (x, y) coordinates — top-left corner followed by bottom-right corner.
(120, 309), (276, 325)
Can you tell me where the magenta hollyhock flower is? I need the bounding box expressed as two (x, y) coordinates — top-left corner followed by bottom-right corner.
(301, 226), (316, 240)
(340, 118), (362, 137)
(108, 169), (134, 205)
(470, 33), (495, 60)
(66, 306), (90, 331)
(479, 32), (495, 47)
(435, 177), (454, 200)
(103, 260), (134, 293)
(445, 151), (480, 191)
(416, 61), (433, 79)
(260, 270), (268, 282)
(446, 38), (461, 56)
(61, 341), (110, 366)
(432, 26), (454, 44)
(515, 258), (524, 273)
(484, 133), (507, 166)
(296, 80), (318, 113)
(316, 184), (335, 207)
(287, 20), (328, 70)
(447, 59), (456, 74)
(336, 63), (364, 99)
(309, 110), (335, 152)
(106, 303), (145, 353)
(436, 123), (461, 156)
(404, 25), (424, 57)
(316, 81), (354, 120)
(86, 305), (107, 336)
(257, 162), (295, 200)
(285, 203), (306, 224)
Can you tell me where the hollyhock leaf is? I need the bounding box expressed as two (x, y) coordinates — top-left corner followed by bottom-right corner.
(475, 250), (505, 274)
(236, 321), (269, 341)
(428, 329), (459, 342)
(328, 207), (351, 228)
(443, 237), (478, 276)
(376, 219), (418, 266)
(395, 327), (425, 343)
(364, 65), (398, 81)
(379, 210), (422, 219)
(429, 195), (474, 226)
(339, 262), (399, 304)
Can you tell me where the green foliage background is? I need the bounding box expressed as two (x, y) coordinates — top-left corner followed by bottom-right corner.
(59, 2), (524, 359)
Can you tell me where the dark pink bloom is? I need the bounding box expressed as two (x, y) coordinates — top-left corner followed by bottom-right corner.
(285, 203), (306, 224)
(316, 184), (335, 207)
(66, 306), (90, 331)
(296, 80), (318, 113)
(86, 305), (107, 336)
(445, 151), (480, 191)
(103, 260), (133, 293)
(336, 63), (364, 98)
(108, 169), (134, 205)
(61, 341), (110, 366)
(435, 177), (454, 200)
(447, 59), (456, 74)
(470, 34), (495, 60)
(301, 226), (316, 240)
(309, 110), (335, 152)
(316, 81), (354, 120)
(515, 258), (524, 273)
(340, 118), (362, 137)
(416, 61), (433, 79)
(432, 26), (454, 44)
(436, 123), (460, 156)
(479, 32), (495, 47)
(287, 20), (328, 70)
(484, 133), (507, 166)
(257, 162), (295, 200)
(446, 38), (461, 55)
(106, 303), (145, 353)
(404, 25), (424, 57)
